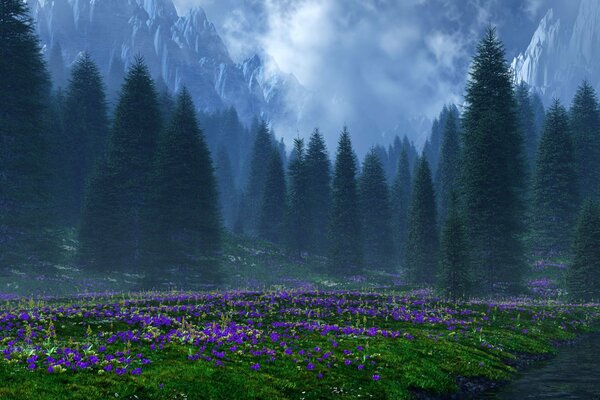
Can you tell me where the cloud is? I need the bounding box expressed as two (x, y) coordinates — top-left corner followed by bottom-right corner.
(172, 0), (550, 153)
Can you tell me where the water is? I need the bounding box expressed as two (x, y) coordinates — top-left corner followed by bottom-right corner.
(486, 334), (600, 399)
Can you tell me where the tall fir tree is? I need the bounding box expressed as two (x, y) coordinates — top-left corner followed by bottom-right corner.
(305, 129), (331, 255)
(1, 0), (53, 270)
(47, 41), (66, 90)
(79, 58), (161, 271)
(570, 81), (600, 201)
(461, 27), (526, 295)
(391, 147), (412, 265)
(215, 145), (237, 230)
(435, 106), (461, 224)
(568, 200), (600, 302)
(438, 193), (471, 300)
(358, 150), (394, 270)
(258, 149), (286, 244)
(515, 81), (538, 176)
(328, 127), (362, 274)
(155, 76), (175, 123)
(61, 53), (109, 224)
(153, 88), (221, 284)
(533, 100), (579, 256)
(286, 138), (309, 256)
(405, 156), (438, 286)
(244, 120), (274, 235)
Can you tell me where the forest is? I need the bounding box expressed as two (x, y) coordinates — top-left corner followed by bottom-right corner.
(1, 0), (600, 399)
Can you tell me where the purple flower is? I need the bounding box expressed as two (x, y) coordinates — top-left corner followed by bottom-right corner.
(251, 363), (260, 371)
(130, 368), (142, 375)
(306, 363), (314, 370)
(372, 374), (380, 381)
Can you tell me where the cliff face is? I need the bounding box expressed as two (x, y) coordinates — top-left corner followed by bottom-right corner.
(512, 0), (600, 103)
(32, 0), (306, 126)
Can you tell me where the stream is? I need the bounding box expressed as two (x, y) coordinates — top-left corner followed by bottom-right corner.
(484, 334), (600, 399)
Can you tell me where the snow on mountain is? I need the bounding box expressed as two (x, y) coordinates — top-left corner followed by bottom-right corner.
(512, 0), (600, 104)
(31, 0), (307, 127)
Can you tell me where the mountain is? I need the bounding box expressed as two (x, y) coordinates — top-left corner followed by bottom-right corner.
(512, 0), (600, 104)
(30, 0), (307, 128)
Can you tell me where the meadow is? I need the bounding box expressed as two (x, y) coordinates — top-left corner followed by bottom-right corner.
(1, 235), (597, 399)
(1, 288), (599, 400)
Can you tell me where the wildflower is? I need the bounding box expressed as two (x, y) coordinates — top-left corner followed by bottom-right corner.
(251, 363), (260, 371)
(372, 374), (380, 381)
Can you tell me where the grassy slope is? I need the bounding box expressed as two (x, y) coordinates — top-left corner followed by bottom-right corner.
(0, 291), (598, 400)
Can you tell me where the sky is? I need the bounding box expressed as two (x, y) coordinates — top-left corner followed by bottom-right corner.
(170, 0), (580, 151)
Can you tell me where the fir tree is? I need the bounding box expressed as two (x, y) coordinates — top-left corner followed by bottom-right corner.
(435, 106), (461, 224)
(153, 88), (221, 284)
(216, 145), (237, 230)
(0, 0), (53, 270)
(79, 58), (161, 271)
(568, 200), (600, 302)
(286, 138), (309, 256)
(61, 53), (109, 224)
(533, 100), (579, 256)
(328, 127), (362, 274)
(359, 150), (394, 270)
(305, 129), (331, 254)
(461, 27), (526, 295)
(438, 193), (471, 300)
(391, 147), (412, 264)
(570, 81), (600, 200)
(515, 81), (538, 176)
(405, 156), (438, 286)
(47, 41), (66, 89)
(245, 120), (274, 235)
(155, 76), (174, 123)
(258, 149), (286, 244)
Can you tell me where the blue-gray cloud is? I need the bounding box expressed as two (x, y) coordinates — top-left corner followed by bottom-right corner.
(172, 0), (567, 152)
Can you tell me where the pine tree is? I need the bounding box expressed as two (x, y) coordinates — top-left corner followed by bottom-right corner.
(328, 127), (362, 274)
(153, 88), (221, 284)
(359, 150), (394, 270)
(405, 156), (438, 286)
(286, 138), (309, 256)
(305, 129), (331, 254)
(258, 149), (286, 243)
(438, 193), (471, 300)
(61, 53), (109, 224)
(570, 81), (600, 200)
(391, 147), (412, 264)
(216, 145), (237, 230)
(1, 0), (53, 270)
(79, 58), (161, 271)
(515, 81), (538, 176)
(424, 106), (453, 174)
(461, 27), (526, 295)
(155, 76), (174, 123)
(533, 100), (579, 256)
(568, 200), (600, 302)
(245, 120), (274, 235)
(47, 41), (66, 89)
(435, 106), (461, 224)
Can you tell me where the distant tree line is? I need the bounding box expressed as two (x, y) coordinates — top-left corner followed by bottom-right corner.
(2, 0), (600, 300)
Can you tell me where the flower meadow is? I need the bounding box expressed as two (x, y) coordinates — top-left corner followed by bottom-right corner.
(0, 290), (599, 399)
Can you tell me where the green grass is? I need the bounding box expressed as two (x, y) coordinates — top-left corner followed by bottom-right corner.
(0, 290), (598, 400)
